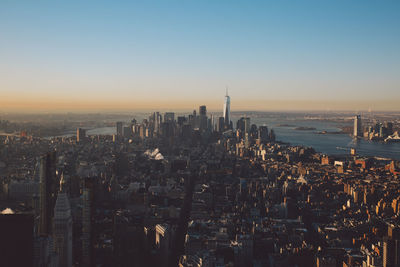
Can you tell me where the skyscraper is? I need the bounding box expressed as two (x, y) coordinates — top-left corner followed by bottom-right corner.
(154, 112), (162, 134)
(116, 122), (123, 137)
(244, 117), (250, 133)
(164, 112), (175, 122)
(236, 117), (250, 133)
(76, 128), (86, 143)
(353, 115), (362, 137)
(39, 151), (56, 236)
(383, 225), (400, 267)
(258, 126), (269, 142)
(82, 177), (95, 267)
(199, 105), (207, 116)
(199, 105), (207, 131)
(53, 177), (72, 267)
(223, 89), (231, 129)
(217, 117), (225, 133)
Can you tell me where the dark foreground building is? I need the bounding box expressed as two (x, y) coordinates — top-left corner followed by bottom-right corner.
(0, 214), (34, 267)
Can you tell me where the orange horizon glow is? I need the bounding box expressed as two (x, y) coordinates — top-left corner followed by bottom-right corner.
(1, 97), (399, 113)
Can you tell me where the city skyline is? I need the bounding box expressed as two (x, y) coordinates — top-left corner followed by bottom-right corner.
(1, 1), (400, 264)
(1, 1), (399, 112)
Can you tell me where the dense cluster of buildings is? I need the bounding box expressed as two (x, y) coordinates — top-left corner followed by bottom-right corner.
(0, 95), (400, 267)
(353, 115), (400, 142)
(113, 92), (233, 144)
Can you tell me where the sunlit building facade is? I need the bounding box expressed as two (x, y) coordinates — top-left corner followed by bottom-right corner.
(223, 90), (231, 129)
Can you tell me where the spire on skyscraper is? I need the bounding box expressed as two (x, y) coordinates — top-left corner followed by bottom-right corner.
(223, 89), (231, 129)
(59, 172), (66, 193)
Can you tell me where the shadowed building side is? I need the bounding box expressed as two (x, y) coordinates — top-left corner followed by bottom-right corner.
(0, 214), (34, 267)
(39, 151), (57, 236)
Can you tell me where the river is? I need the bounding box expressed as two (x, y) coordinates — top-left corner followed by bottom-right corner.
(54, 114), (400, 160)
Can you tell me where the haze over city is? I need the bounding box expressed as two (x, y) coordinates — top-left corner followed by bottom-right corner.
(1, 0), (399, 112)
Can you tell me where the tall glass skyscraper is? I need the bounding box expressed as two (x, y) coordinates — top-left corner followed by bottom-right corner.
(223, 89), (230, 128)
(353, 115), (362, 137)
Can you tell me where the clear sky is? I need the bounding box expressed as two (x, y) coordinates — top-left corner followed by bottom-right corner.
(0, 0), (399, 112)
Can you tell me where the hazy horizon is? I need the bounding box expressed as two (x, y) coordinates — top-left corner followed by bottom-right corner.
(1, 104), (400, 115)
(1, 98), (400, 114)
